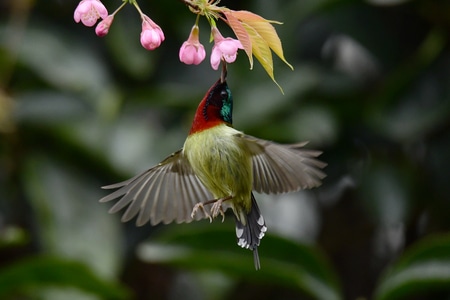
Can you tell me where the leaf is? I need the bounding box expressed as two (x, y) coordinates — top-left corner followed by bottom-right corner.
(223, 11), (253, 69)
(137, 223), (342, 300)
(231, 10), (293, 70)
(223, 10), (294, 92)
(241, 22), (282, 91)
(374, 234), (450, 300)
(0, 256), (129, 299)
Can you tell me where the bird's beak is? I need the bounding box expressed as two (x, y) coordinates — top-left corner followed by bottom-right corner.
(220, 61), (227, 83)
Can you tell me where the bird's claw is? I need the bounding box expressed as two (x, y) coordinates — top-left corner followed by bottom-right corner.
(211, 200), (225, 222)
(191, 202), (212, 222)
(191, 199), (226, 223)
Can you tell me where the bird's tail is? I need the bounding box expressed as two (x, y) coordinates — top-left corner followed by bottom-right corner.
(234, 193), (267, 270)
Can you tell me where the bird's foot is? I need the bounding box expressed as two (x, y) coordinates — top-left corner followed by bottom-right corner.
(191, 195), (232, 223)
(211, 200), (225, 222)
(191, 203), (212, 222)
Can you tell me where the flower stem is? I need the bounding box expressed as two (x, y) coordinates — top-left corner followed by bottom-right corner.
(112, 1), (128, 16)
(195, 13), (200, 26)
(132, 0), (145, 18)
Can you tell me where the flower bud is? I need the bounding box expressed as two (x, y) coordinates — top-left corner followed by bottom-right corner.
(179, 25), (206, 65)
(95, 14), (114, 37)
(140, 15), (165, 50)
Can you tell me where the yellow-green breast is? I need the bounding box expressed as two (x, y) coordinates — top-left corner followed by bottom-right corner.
(183, 124), (253, 213)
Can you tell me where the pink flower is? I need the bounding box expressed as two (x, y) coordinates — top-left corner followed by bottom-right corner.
(210, 26), (243, 70)
(74, 0), (108, 27)
(95, 14), (114, 37)
(140, 15), (165, 50)
(179, 25), (206, 65)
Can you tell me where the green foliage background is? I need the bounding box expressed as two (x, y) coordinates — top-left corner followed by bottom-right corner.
(1, 0), (450, 299)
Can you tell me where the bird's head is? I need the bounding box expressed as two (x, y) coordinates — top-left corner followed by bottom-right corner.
(189, 79), (233, 135)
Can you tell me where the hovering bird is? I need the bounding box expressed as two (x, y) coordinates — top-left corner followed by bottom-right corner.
(100, 77), (326, 269)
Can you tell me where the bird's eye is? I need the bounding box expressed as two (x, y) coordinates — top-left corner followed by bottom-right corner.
(220, 90), (228, 99)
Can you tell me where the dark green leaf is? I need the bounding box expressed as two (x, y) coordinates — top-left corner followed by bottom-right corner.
(137, 223), (342, 300)
(374, 234), (450, 300)
(0, 256), (129, 299)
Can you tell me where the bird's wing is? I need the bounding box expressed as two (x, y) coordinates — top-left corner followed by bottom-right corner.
(239, 135), (327, 194)
(100, 149), (214, 226)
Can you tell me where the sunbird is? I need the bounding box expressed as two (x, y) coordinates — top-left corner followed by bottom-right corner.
(100, 78), (326, 269)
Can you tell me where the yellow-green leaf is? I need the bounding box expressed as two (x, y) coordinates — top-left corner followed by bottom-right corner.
(230, 10), (279, 24)
(242, 23), (284, 93)
(223, 11), (253, 69)
(232, 10), (293, 70)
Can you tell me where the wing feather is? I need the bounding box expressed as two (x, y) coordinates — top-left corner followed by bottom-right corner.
(109, 172), (156, 218)
(174, 169), (187, 223)
(122, 172), (160, 223)
(135, 172), (159, 226)
(240, 135), (327, 194)
(177, 167), (189, 223)
(100, 150), (214, 226)
(149, 168), (166, 224)
(188, 173), (212, 221)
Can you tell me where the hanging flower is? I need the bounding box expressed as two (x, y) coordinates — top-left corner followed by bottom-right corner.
(140, 15), (165, 50)
(74, 0), (108, 27)
(179, 25), (206, 65)
(210, 26), (243, 70)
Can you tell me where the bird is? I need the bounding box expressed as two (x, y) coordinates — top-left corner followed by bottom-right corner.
(100, 77), (326, 270)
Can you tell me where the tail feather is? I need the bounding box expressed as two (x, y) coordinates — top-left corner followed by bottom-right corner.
(253, 247), (261, 270)
(234, 193), (267, 270)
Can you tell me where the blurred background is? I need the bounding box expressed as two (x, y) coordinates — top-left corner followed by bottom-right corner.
(1, 0), (450, 299)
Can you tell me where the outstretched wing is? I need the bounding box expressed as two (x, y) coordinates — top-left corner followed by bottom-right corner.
(100, 150), (214, 226)
(240, 135), (327, 194)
